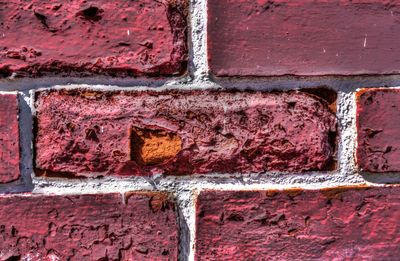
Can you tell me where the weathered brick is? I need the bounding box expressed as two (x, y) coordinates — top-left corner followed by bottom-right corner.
(357, 88), (400, 172)
(0, 0), (187, 77)
(208, 0), (400, 76)
(0, 192), (178, 260)
(35, 89), (336, 177)
(196, 187), (400, 260)
(0, 93), (19, 183)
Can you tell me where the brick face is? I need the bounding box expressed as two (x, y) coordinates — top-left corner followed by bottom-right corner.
(0, 1), (399, 259)
(357, 89), (400, 172)
(0, 94), (20, 183)
(0, 0), (187, 77)
(35, 89), (336, 177)
(0, 192), (178, 260)
(196, 187), (400, 261)
(208, 0), (400, 76)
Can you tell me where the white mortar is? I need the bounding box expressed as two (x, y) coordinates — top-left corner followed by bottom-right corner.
(0, 1), (398, 260)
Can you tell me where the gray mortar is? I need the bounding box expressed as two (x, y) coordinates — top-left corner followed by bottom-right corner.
(0, 0), (399, 260)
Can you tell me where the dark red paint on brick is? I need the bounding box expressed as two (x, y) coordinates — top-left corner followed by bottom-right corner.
(196, 187), (400, 260)
(0, 94), (19, 183)
(357, 88), (400, 172)
(208, 0), (400, 76)
(0, 192), (178, 260)
(35, 89), (336, 177)
(0, 0), (187, 77)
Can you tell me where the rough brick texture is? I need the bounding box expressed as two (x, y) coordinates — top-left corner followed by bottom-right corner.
(0, 94), (19, 183)
(0, 0), (187, 77)
(196, 187), (400, 260)
(0, 192), (178, 260)
(357, 88), (400, 172)
(35, 90), (336, 177)
(208, 0), (400, 76)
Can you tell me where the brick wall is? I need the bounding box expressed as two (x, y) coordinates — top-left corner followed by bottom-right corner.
(0, 0), (399, 260)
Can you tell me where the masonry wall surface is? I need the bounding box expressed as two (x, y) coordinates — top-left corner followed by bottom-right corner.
(0, 0), (399, 260)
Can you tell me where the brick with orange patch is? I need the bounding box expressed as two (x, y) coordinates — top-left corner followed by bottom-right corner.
(131, 128), (182, 166)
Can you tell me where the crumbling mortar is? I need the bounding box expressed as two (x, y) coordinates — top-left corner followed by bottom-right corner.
(0, 1), (399, 260)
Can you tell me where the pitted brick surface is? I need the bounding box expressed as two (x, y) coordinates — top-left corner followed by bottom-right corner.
(196, 187), (400, 260)
(0, 94), (20, 183)
(0, 0), (187, 77)
(35, 90), (337, 176)
(0, 192), (178, 260)
(357, 88), (400, 172)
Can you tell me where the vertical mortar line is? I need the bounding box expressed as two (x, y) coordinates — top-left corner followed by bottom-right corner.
(337, 90), (359, 179)
(176, 188), (198, 261)
(17, 90), (34, 191)
(178, 0), (210, 259)
(189, 0), (209, 82)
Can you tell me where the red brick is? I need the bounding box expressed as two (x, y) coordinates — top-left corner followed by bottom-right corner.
(0, 0), (187, 77)
(35, 90), (336, 177)
(196, 187), (400, 260)
(0, 93), (19, 183)
(357, 88), (400, 172)
(0, 192), (178, 260)
(208, 0), (400, 76)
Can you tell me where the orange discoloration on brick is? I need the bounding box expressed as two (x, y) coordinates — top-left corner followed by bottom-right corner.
(320, 185), (369, 200)
(35, 90), (336, 176)
(283, 189), (304, 198)
(131, 128), (182, 166)
(149, 194), (171, 213)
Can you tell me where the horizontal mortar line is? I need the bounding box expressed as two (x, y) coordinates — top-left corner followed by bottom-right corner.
(29, 180), (392, 196)
(1, 74), (400, 92)
(26, 174), (387, 194)
(0, 76), (188, 91)
(32, 170), (345, 179)
(30, 171), (362, 181)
